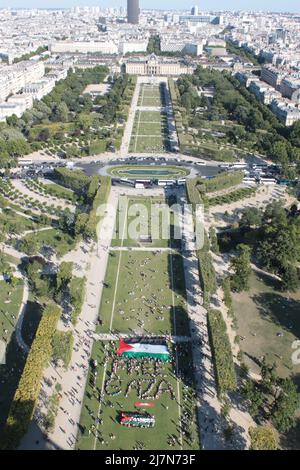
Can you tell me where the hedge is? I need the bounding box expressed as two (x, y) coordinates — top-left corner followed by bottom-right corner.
(197, 251), (217, 305)
(186, 178), (203, 209)
(54, 168), (90, 197)
(203, 171), (244, 194)
(0, 304), (61, 449)
(70, 276), (86, 325)
(207, 309), (237, 395)
(207, 187), (256, 207)
(85, 176), (111, 240)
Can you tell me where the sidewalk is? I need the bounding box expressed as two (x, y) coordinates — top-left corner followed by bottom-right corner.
(19, 188), (119, 450)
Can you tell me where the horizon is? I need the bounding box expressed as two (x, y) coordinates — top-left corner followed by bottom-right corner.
(0, 1), (299, 14)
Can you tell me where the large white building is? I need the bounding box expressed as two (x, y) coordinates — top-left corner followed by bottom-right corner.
(0, 61), (45, 102)
(271, 99), (300, 126)
(124, 53), (194, 76)
(49, 41), (118, 55)
(280, 78), (300, 103)
(118, 40), (148, 55)
(261, 66), (286, 89)
(160, 39), (203, 56)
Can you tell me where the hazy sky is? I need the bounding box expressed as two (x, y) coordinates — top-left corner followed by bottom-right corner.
(1, 1), (299, 13)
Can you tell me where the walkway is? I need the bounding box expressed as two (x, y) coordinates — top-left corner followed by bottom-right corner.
(177, 189), (226, 450)
(19, 187), (119, 450)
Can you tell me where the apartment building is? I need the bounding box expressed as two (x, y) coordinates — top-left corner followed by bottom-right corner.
(235, 71), (257, 88)
(0, 61), (45, 102)
(118, 40), (148, 55)
(49, 41), (118, 55)
(249, 80), (281, 104)
(280, 78), (300, 103)
(261, 66), (286, 89)
(160, 40), (203, 56)
(271, 99), (300, 126)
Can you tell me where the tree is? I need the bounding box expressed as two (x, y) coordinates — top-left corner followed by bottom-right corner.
(75, 113), (92, 131)
(239, 207), (262, 228)
(280, 263), (299, 292)
(230, 244), (252, 292)
(53, 102), (69, 123)
(249, 426), (278, 450)
(242, 379), (264, 417)
(209, 227), (219, 253)
(56, 261), (73, 292)
(271, 141), (289, 165)
(271, 378), (300, 433)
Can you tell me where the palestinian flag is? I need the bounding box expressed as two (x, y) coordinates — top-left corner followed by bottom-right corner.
(120, 412), (155, 428)
(117, 338), (170, 361)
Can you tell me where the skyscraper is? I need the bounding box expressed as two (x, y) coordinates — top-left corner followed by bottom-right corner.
(127, 0), (139, 24)
(191, 5), (199, 16)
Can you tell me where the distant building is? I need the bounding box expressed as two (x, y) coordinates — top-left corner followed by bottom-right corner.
(260, 66), (285, 88)
(191, 6), (199, 16)
(49, 41), (118, 55)
(124, 53), (194, 76)
(0, 60), (45, 102)
(180, 15), (212, 24)
(160, 39), (203, 56)
(119, 40), (148, 55)
(127, 0), (139, 25)
(271, 99), (300, 126)
(280, 78), (300, 103)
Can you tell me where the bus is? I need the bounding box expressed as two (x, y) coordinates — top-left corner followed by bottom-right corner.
(157, 180), (176, 187)
(18, 159), (33, 166)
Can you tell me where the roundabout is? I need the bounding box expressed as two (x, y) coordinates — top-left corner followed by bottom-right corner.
(107, 165), (190, 179)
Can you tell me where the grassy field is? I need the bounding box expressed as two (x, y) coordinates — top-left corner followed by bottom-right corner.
(0, 206), (44, 239)
(138, 84), (163, 107)
(233, 270), (300, 379)
(76, 341), (199, 450)
(97, 250), (189, 336)
(0, 278), (27, 429)
(129, 110), (169, 153)
(0, 279), (23, 345)
(15, 228), (76, 258)
(76, 187), (199, 450)
(108, 165), (189, 180)
(129, 83), (169, 153)
(111, 196), (182, 248)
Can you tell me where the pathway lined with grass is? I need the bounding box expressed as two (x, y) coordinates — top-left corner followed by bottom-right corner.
(77, 189), (198, 450)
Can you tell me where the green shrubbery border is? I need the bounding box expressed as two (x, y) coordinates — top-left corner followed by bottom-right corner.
(0, 304), (61, 449)
(207, 309), (237, 395)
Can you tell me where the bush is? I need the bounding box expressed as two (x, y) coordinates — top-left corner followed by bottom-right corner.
(249, 426), (278, 450)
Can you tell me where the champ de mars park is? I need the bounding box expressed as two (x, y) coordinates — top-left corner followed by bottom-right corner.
(1, 3), (300, 460)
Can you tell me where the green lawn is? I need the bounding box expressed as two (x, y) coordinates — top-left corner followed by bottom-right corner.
(97, 250), (189, 336)
(129, 136), (168, 153)
(130, 85), (169, 152)
(0, 206), (44, 239)
(76, 341), (199, 450)
(108, 166), (189, 181)
(138, 84), (163, 107)
(0, 279), (23, 345)
(233, 270), (300, 378)
(15, 228), (76, 258)
(0, 279), (26, 429)
(111, 196), (181, 248)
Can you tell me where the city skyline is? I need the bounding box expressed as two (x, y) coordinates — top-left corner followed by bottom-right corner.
(0, 1), (300, 13)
